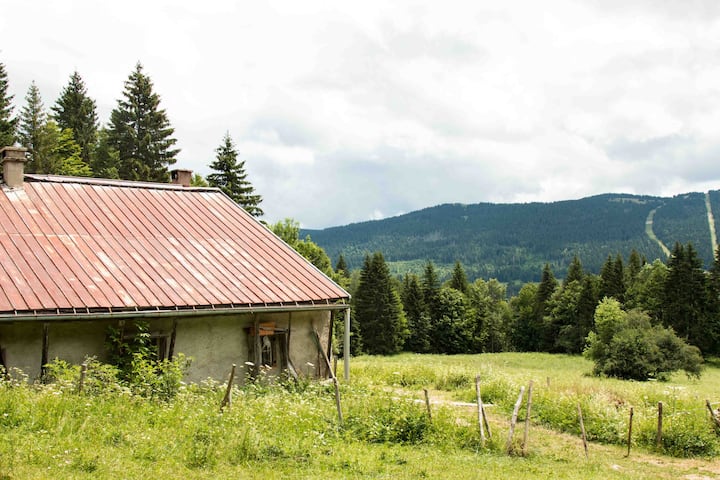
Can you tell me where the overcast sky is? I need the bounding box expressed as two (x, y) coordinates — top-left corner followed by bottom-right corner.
(2, 1), (719, 228)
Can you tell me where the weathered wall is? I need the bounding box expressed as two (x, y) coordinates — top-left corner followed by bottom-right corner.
(0, 309), (333, 383)
(0, 320), (112, 380)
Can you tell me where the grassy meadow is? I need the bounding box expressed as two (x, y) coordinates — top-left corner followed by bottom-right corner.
(1, 353), (719, 479)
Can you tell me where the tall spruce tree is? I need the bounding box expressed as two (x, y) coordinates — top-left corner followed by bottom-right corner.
(448, 260), (469, 294)
(353, 252), (407, 355)
(0, 62), (17, 147)
(18, 81), (46, 167)
(564, 255), (584, 286)
(663, 242), (713, 351)
(108, 63), (179, 182)
(422, 261), (441, 320)
(401, 273), (431, 353)
(335, 254), (348, 276)
(535, 263), (558, 351)
(599, 254), (625, 301)
(207, 132), (263, 217)
(52, 71), (98, 166)
(91, 127), (120, 178)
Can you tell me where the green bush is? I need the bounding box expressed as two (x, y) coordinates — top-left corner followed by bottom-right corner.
(584, 300), (703, 381)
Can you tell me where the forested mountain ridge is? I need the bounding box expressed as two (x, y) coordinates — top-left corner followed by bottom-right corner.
(304, 191), (720, 288)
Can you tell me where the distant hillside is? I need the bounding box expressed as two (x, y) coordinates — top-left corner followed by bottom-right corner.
(303, 191), (720, 289)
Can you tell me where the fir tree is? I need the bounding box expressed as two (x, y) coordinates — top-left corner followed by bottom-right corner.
(626, 249), (644, 287)
(535, 263), (558, 351)
(448, 260), (469, 294)
(663, 242), (713, 352)
(422, 261), (441, 318)
(564, 255), (584, 286)
(599, 254), (624, 301)
(91, 127), (120, 178)
(0, 61), (17, 147)
(108, 63), (179, 182)
(207, 132), (263, 217)
(335, 254), (348, 276)
(401, 273), (431, 353)
(52, 71), (98, 166)
(18, 81), (46, 167)
(353, 252), (407, 355)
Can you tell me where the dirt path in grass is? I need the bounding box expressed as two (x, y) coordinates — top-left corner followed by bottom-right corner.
(403, 387), (720, 480)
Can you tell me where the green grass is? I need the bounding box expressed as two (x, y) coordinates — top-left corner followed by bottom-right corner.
(1, 353), (719, 479)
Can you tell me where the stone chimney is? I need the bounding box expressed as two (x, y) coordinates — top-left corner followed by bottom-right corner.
(170, 169), (192, 187)
(0, 146), (28, 188)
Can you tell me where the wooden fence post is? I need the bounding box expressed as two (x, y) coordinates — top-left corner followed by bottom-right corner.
(522, 380), (534, 456)
(424, 388), (432, 421)
(578, 403), (588, 459)
(475, 375), (486, 446)
(625, 407), (634, 457)
(220, 364), (236, 411)
(77, 363), (87, 393)
(656, 402), (663, 449)
(506, 386), (525, 454)
(706, 399), (720, 428)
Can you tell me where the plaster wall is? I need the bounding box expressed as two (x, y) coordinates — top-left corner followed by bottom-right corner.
(0, 309), (334, 383)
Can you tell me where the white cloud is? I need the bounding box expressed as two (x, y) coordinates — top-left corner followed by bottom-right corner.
(2, 0), (720, 228)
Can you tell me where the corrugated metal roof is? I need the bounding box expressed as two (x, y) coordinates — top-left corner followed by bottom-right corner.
(0, 175), (349, 317)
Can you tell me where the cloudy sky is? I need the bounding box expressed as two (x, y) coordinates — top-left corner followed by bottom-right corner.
(2, 1), (719, 228)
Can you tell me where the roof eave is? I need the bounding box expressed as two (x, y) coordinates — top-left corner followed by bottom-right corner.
(0, 299), (351, 323)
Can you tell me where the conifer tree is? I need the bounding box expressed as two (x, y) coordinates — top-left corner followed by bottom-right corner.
(207, 132), (263, 217)
(448, 260), (469, 294)
(0, 62), (17, 147)
(599, 254), (624, 301)
(91, 127), (120, 178)
(564, 255), (584, 286)
(663, 242), (714, 351)
(335, 254), (348, 276)
(52, 71), (98, 166)
(401, 273), (431, 353)
(353, 252), (407, 355)
(626, 249), (644, 287)
(18, 81), (46, 166)
(422, 261), (441, 319)
(535, 263), (558, 351)
(108, 63), (179, 182)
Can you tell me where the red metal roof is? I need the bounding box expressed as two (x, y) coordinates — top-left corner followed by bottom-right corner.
(0, 175), (349, 316)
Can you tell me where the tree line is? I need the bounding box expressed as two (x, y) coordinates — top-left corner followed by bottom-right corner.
(340, 242), (719, 380)
(0, 61), (262, 216)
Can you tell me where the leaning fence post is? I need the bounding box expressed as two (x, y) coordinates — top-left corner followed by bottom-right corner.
(506, 386), (525, 454)
(220, 364), (236, 411)
(522, 380), (533, 456)
(578, 403), (588, 459)
(706, 399), (720, 428)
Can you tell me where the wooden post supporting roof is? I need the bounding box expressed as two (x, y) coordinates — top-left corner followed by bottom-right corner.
(343, 307), (350, 382)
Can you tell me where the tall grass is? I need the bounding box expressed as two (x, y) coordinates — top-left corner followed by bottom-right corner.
(1, 353), (719, 479)
(350, 353), (720, 457)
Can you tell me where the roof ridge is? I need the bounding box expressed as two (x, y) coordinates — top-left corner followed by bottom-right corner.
(23, 174), (218, 192)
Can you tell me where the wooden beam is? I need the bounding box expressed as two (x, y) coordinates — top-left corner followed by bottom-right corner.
(344, 308), (350, 382)
(41, 323), (49, 381)
(168, 319), (178, 361)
